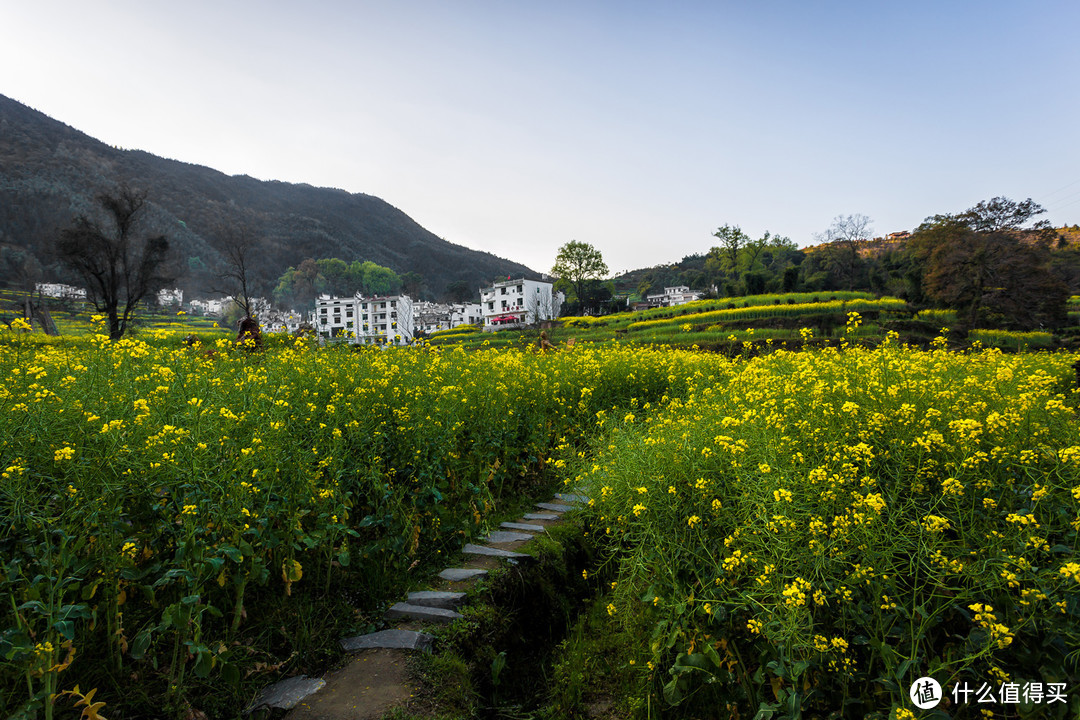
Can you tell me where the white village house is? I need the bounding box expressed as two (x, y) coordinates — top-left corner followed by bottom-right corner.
(646, 285), (702, 307)
(188, 297), (231, 316)
(34, 283), (86, 300)
(413, 301), (484, 335)
(315, 293), (414, 346)
(188, 296), (271, 320)
(263, 310), (312, 334)
(480, 278), (563, 331)
(156, 288), (184, 306)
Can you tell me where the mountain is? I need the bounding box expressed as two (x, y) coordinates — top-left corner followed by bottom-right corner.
(0, 94), (536, 301)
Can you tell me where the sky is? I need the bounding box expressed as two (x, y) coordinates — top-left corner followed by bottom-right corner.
(3, 0), (1080, 275)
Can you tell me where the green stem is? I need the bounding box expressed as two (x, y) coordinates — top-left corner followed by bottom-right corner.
(230, 576), (248, 635)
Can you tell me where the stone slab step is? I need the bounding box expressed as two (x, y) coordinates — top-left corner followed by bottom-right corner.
(555, 493), (589, 504)
(340, 628), (435, 652)
(439, 567), (488, 581)
(483, 530), (534, 543)
(462, 543), (530, 559)
(247, 675), (326, 712)
(523, 512), (559, 521)
(384, 602), (462, 624)
(406, 590), (466, 609)
(500, 521), (546, 532)
(535, 502), (574, 512)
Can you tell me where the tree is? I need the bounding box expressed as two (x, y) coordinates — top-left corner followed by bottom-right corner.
(550, 240), (609, 308)
(359, 260), (401, 296)
(210, 215), (261, 320)
(710, 225), (750, 287)
(401, 271), (424, 299)
(814, 214), (873, 291)
(315, 258), (351, 296)
(959, 197), (1052, 233)
(910, 197), (1066, 329)
(445, 279), (474, 303)
(56, 186), (172, 339)
(273, 258), (320, 308)
(525, 283), (561, 323)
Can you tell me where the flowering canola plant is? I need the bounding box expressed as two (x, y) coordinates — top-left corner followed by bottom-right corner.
(0, 329), (698, 718)
(579, 339), (1080, 716)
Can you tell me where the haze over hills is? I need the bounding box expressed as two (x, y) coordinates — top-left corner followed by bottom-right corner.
(0, 93), (537, 302)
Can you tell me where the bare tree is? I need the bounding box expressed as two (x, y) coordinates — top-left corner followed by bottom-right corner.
(209, 214), (262, 321)
(56, 186), (172, 339)
(814, 214), (873, 291)
(526, 283), (561, 325)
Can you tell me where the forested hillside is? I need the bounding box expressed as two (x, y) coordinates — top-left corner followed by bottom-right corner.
(0, 94), (536, 302)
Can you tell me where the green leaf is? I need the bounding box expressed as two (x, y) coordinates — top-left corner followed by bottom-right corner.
(131, 629), (153, 660)
(53, 619), (75, 641)
(220, 544), (244, 563)
(752, 700), (779, 720)
(703, 643), (722, 668)
(189, 645), (214, 678)
(662, 676), (685, 705)
(221, 661), (241, 687)
(17, 600), (47, 615)
(58, 603), (92, 620)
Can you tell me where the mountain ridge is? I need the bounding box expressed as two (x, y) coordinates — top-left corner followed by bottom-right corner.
(0, 93), (536, 301)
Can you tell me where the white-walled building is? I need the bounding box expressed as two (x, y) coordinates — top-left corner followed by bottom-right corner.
(413, 302), (484, 334)
(156, 288), (184, 306)
(315, 293), (414, 345)
(480, 278), (562, 331)
(188, 296), (270, 319)
(34, 283), (86, 300)
(646, 286), (702, 307)
(450, 302), (484, 328)
(264, 310), (311, 334)
(189, 296), (231, 316)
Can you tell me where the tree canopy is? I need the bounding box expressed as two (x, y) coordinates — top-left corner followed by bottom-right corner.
(910, 197), (1066, 330)
(273, 258), (401, 308)
(551, 240), (609, 308)
(702, 227), (800, 296)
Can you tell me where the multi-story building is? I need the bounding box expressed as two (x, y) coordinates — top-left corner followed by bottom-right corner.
(413, 302), (485, 334)
(34, 283), (86, 300)
(450, 302), (484, 328)
(480, 278), (562, 331)
(646, 285), (702, 307)
(315, 293), (414, 345)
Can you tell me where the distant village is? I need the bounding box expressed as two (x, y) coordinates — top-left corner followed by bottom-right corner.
(33, 278), (705, 345)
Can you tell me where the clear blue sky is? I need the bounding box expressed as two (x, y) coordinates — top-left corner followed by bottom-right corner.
(3, 0), (1079, 275)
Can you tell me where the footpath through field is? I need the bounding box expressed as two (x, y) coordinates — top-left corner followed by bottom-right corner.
(248, 493), (588, 719)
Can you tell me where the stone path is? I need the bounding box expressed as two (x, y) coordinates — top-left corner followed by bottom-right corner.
(247, 491), (587, 719)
